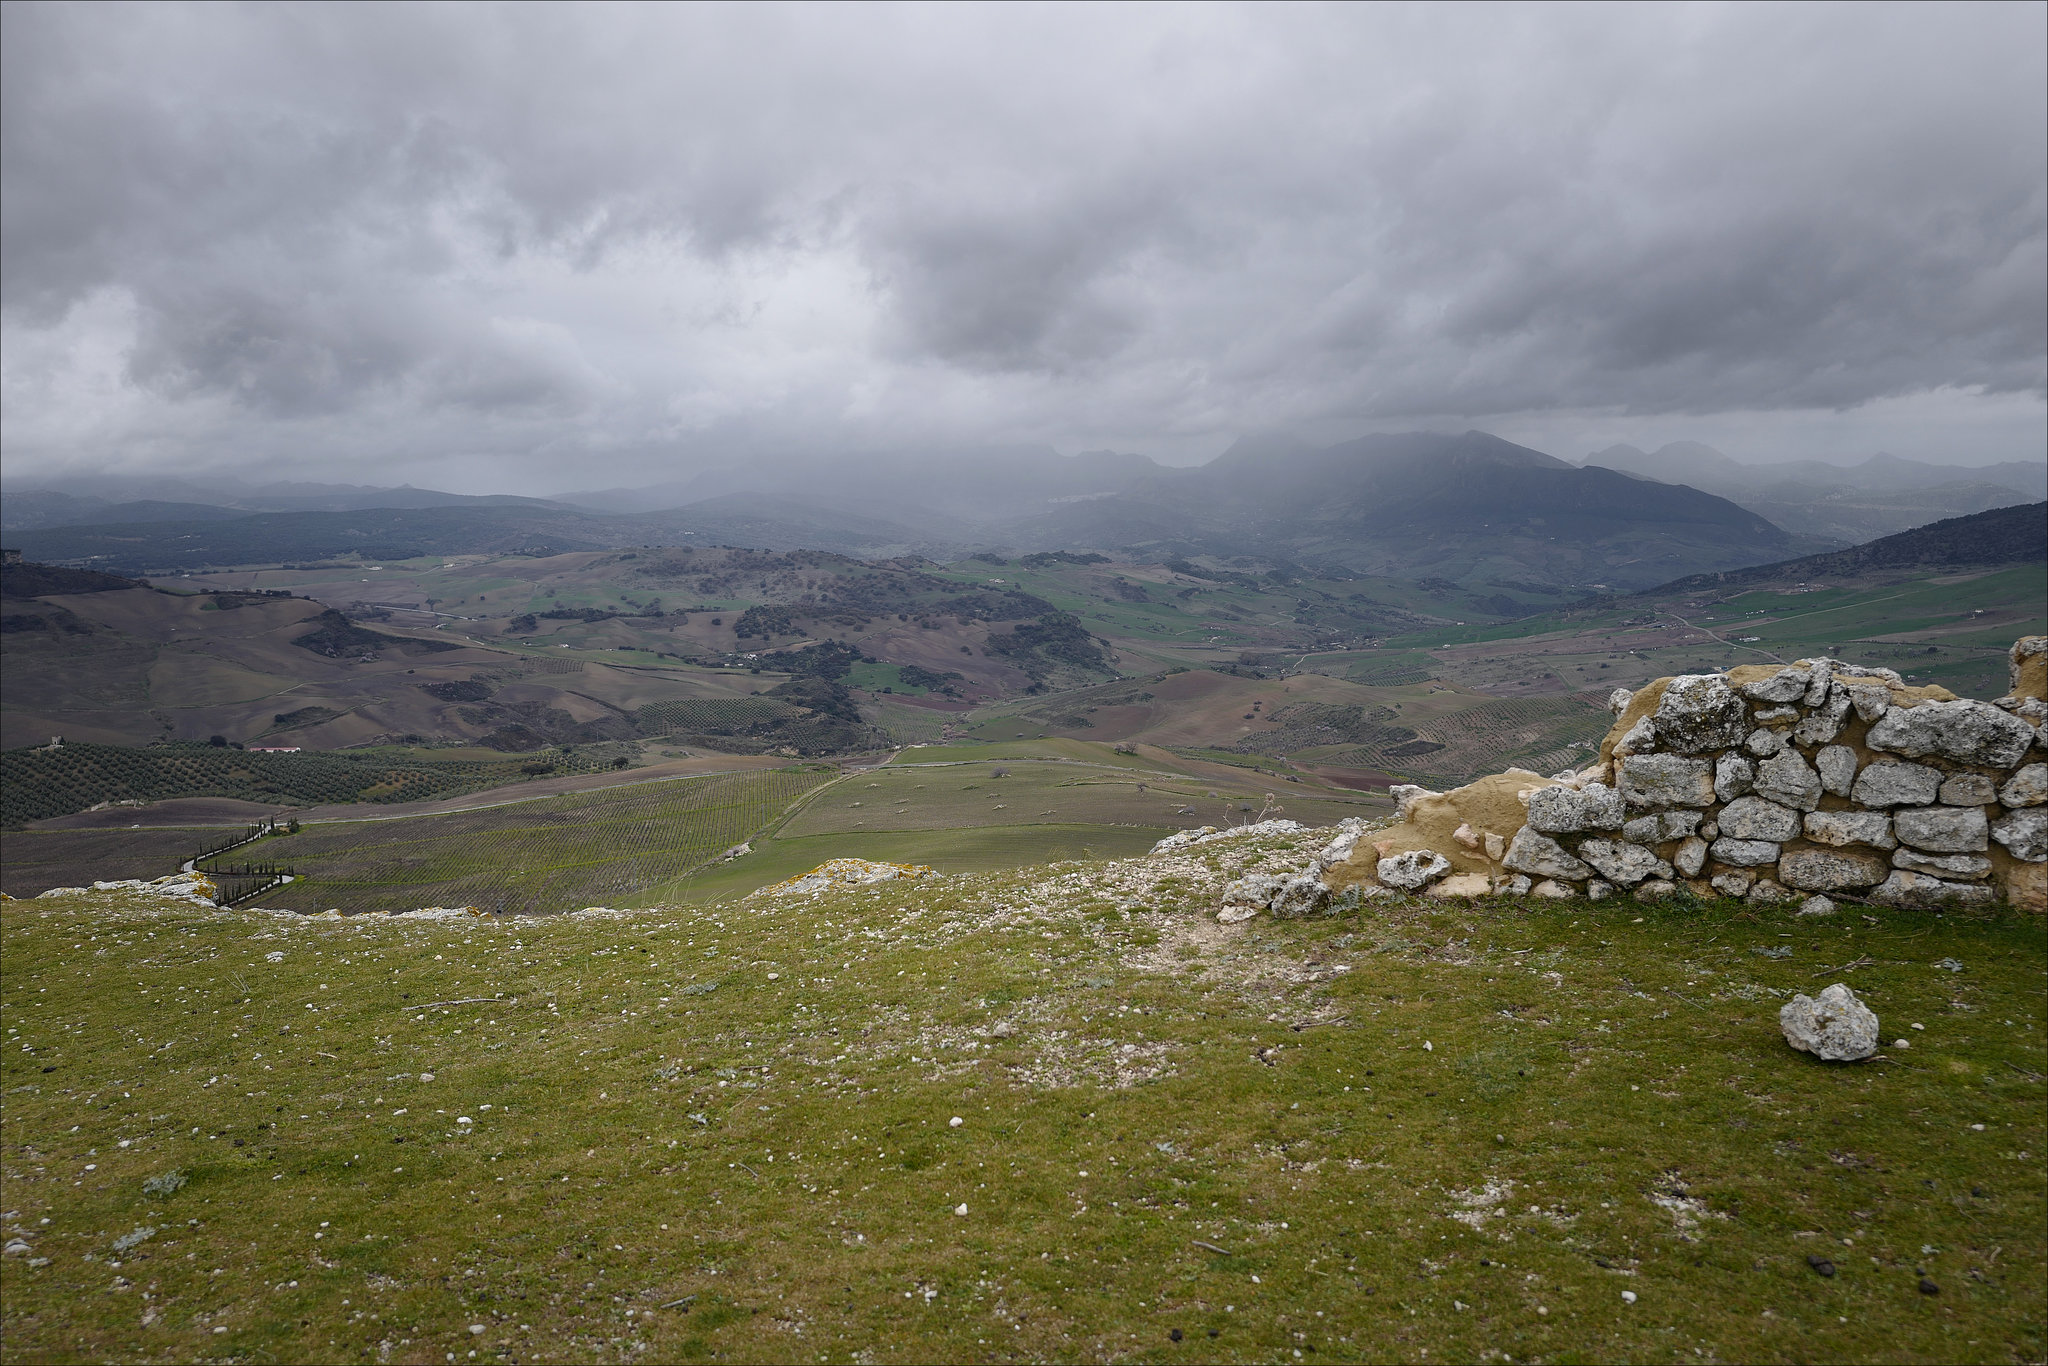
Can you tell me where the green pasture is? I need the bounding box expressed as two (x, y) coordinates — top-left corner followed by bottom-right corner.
(3, 856), (2040, 1365)
(245, 768), (832, 915)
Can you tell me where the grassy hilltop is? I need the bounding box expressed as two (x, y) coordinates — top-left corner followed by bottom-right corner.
(3, 830), (2043, 1365)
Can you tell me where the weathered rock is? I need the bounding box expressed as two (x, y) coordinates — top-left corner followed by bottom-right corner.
(1217, 903), (1261, 924)
(1990, 807), (2048, 862)
(1496, 874), (1532, 896)
(1578, 838), (1673, 886)
(1317, 830), (1361, 868)
(1636, 879), (1680, 899)
(1850, 760), (1942, 808)
(1221, 873), (1286, 912)
(1745, 728), (1787, 758)
(1483, 831), (1507, 861)
(1717, 795), (1802, 842)
(1587, 879), (1616, 901)
(1613, 716), (1658, 756)
(1868, 870), (1997, 909)
(1893, 805), (1989, 853)
(1620, 754), (1715, 809)
(1390, 784), (1443, 821)
(1747, 878), (1792, 904)
(1753, 706), (1799, 723)
(1780, 983), (1879, 1062)
(2008, 861), (2048, 913)
(1802, 810), (1895, 849)
(2006, 634), (2047, 700)
(1452, 822), (1483, 851)
(1672, 835), (1709, 878)
(1890, 849), (1991, 880)
(1866, 699), (2038, 768)
(1843, 681), (1891, 723)
(1376, 849), (1452, 891)
(1607, 687), (1636, 715)
(1622, 810), (1702, 845)
(1710, 869), (1755, 896)
(1938, 773), (1998, 806)
(1754, 749), (1823, 812)
(1778, 848), (1889, 891)
(1739, 667), (1811, 703)
(1816, 745), (1858, 798)
(1711, 837), (1780, 867)
(1794, 687), (1852, 747)
(1530, 879), (1576, 899)
(1524, 783), (1625, 834)
(1426, 873), (1493, 899)
(1714, 752), (1755, 802)
(1796, 895), (1837, 917)
(1999, 763), (2047, 808)
(1270, 875), (1335, 917)
(1653, 674), (1753, 753)
(1799, 659), (1836, 707)
(1501, 828), (1592, 881)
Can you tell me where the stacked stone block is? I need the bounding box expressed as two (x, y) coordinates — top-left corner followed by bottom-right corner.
(1347, 637), (2046, 911)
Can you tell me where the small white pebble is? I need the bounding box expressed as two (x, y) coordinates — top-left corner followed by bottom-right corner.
(1970, 1123), (1986, 1131)
(954, 1204), (968, 1217)
(949, 1117), (963, 1128)
(1893, 1040), (1910, 1050)
(419, 1073), (435, 1083)
(457, 1117), (473, 1125)
(1910, 1022), (1924, 1031)
(1422, 1041), (1433, 1052)
(1537, 1306), (1548, 1316)
(469, 1323), (485, 1335)
(766, 973), (779, 980)
(1622, 1290), (1637, 1304)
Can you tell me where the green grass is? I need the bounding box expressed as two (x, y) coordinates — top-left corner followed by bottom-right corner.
(3, 847), (2041, 1364)
(250, 769), (834, 915)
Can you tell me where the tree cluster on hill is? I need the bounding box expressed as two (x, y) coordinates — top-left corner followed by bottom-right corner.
(292, 609), (460, 659)
(0, 559), (146, 599)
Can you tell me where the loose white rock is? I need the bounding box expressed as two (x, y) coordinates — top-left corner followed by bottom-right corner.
(1780, 983), (1880, 1062)
(1377, 850), (1452, 891)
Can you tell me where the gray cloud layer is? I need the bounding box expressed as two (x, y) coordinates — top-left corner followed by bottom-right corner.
(3, 1), (2042, 489)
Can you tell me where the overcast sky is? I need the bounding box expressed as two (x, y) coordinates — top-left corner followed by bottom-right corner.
(3, 1), (2043, 494)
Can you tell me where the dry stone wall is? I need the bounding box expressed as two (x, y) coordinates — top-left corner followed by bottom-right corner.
(1329, 637), (2047, 912)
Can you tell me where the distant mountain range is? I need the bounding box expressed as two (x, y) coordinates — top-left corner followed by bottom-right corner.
(0, 480), (557, 533)
(1581, 442), (2045, 542)
(10, 431), (2036, 591)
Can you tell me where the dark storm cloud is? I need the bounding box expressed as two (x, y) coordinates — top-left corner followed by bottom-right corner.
(2, 1), (2041, 486)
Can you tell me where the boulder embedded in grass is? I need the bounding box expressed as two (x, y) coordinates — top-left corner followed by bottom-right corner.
(1780, 983), (1879, 1061)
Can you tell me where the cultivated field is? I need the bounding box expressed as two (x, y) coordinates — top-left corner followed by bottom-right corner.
(3, 838), (2040, 1364)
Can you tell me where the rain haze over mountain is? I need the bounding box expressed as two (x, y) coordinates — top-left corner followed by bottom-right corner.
(3, 1), (2043, 498)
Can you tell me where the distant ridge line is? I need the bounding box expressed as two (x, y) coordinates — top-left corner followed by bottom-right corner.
(1641, 501), (2047, 595)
